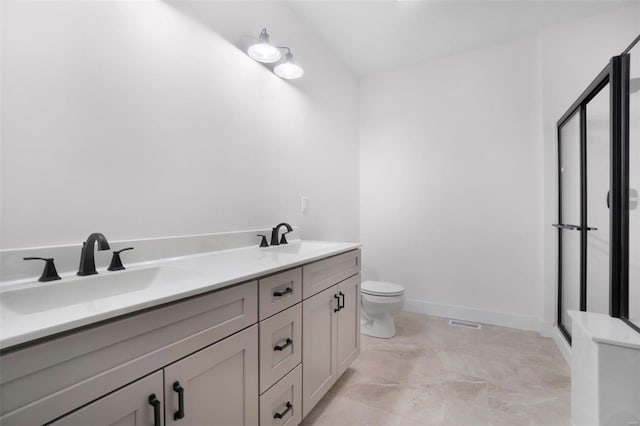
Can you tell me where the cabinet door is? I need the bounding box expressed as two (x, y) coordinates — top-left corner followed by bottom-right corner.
(164, 325), (258, 426)
(337, 274), (361, 377)
(302, 285), (338, 418)
(51, 371), (163, 426)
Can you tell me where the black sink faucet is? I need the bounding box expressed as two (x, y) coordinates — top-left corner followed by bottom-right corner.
(270, 223), (293, 246)
(77, 233), (111, 276)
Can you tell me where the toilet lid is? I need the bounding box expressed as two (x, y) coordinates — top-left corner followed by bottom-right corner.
(361, 281), (404, 296)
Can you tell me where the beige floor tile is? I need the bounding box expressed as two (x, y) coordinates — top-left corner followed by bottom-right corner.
(301, 393), (404, 426)
(303, 311), (570, 426)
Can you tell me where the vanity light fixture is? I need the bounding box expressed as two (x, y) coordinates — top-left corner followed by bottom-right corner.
(274, 48), (304, 80)
(247, 28), (305, 80)
(247, 28), (281, 63)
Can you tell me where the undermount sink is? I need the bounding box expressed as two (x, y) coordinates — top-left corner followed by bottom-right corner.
(264, 241), (337, 254)
(0, 266), (204, 314)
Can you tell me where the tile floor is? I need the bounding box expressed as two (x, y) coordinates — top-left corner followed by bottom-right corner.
(302, 311), (570, 426)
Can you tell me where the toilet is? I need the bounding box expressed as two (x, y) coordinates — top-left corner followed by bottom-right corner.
(360, 281), (405, 338)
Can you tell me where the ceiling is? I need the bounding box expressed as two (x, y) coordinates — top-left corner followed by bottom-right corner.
(287, 1), (637, 76)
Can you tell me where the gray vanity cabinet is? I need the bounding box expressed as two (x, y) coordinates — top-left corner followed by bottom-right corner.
(300, 274), (361, 418)
(48, 326), (259, 426)
(0, 281), (258, 426)
(48, 327), (259, 426)
(50, 371), (164, 426)
(164, 325), (259, 426)
(301, 250), (361, 418)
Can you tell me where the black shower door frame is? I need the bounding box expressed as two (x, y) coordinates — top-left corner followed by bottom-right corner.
(620, 37), (640, 334)
(556, 54), (627, 344)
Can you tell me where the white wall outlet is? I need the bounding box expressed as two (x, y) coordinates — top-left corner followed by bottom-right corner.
(301, 196), (309, 215)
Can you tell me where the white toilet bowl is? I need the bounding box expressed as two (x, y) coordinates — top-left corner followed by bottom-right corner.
(360, 281), (405, 339)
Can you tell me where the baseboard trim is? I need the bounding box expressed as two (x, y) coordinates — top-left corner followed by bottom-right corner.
(547, 324), (572, 364)
(403, 298), (541, 333)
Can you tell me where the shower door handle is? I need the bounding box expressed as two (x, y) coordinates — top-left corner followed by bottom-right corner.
(552, 224), (597, 231)
(552, 223), (580, 230)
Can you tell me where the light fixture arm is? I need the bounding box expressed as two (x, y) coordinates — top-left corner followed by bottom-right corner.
(276, 47), (295, 63)
(259, 28), (270, 42)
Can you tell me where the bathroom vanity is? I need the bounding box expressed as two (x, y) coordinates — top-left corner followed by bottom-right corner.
(0, 241), (361, 426)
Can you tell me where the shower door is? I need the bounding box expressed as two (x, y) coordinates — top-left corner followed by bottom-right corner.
(558, 39), (640, 340)
(556, 57), (622, 343)
(557, 112), (582, 339)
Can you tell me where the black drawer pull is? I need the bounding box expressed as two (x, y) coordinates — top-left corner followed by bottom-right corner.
(173, 381), (185, 420)
(148, 394), (161, 426)
(273, 402), (293, 419)
(339, 291), (345, 310)
(334, 294), (341, 312)
(273, 287), (293, 297)
(273, 338), (293, 351)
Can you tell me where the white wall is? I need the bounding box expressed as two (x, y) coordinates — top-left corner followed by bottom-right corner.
(540, 4), (640, 328)
(0, 1), (360, 249)
(359, 4), (640, 332)
(360, 37), (544, 329)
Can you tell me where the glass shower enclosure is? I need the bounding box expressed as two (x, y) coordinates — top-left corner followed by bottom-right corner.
(556, 37), (639, 342)
(623, 37), (640, 332)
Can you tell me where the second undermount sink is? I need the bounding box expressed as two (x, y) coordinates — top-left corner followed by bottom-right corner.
(0, 266), (205, 315)
(264, 241), (338, 254)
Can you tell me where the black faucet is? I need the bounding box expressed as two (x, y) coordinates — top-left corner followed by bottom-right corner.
(270, 223), (293, 246)
(77, 233), (111, 276)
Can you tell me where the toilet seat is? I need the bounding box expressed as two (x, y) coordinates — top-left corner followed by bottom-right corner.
(361, 281), (404, 297)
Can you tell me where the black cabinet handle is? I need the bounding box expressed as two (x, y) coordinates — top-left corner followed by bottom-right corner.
(339, 291), (345, 310)
(173, 381), (185, 420)
(273, 287), (293, 297)
(334, 294), (341, 312)
(148, 394), (161, 426)
(273, 338), (293, 351)
(273, 402), (293, 419)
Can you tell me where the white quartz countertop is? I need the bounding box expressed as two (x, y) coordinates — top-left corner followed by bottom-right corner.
(569, 310), (640, 350)
(0, 240), (360, 350)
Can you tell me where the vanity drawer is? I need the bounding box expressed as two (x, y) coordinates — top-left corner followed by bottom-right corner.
(260, 364), (302, 426)
(259, 304), (302, 393)
(302, 249), (360, 298)
(259, 268), (302, 320)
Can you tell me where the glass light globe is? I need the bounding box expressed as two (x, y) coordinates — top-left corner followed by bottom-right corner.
(274, 53), (304, 79)
(247, 42), (281, 63)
